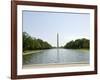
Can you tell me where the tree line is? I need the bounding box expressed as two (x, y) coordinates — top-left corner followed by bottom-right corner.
(23, 32), (52, 51)
(64, 38), (89, 49)
(23, 32), (90, 51)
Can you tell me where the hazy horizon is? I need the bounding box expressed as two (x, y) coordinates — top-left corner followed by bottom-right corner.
(23, 10), (90, 47)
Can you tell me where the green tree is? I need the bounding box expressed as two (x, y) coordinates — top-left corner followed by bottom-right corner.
(64, 38), (90, 49)
(23, 32), (52, 51)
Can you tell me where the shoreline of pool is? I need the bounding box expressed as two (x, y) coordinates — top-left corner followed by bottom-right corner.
(23, 50), (43, 55)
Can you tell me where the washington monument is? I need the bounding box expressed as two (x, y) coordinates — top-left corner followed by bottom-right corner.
(57, 33), (59, 48)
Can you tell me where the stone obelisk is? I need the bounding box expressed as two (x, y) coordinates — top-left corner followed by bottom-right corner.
(57, 33), (59, 48)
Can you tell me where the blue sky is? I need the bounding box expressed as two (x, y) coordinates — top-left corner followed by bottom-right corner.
(23, 10), (90, 47)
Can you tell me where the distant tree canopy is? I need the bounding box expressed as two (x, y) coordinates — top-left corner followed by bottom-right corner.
(64, 38), (90, 49)
(23, 32), (52, 51)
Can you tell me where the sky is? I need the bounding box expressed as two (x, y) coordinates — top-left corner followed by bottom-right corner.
(23, 10), (90, 47)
